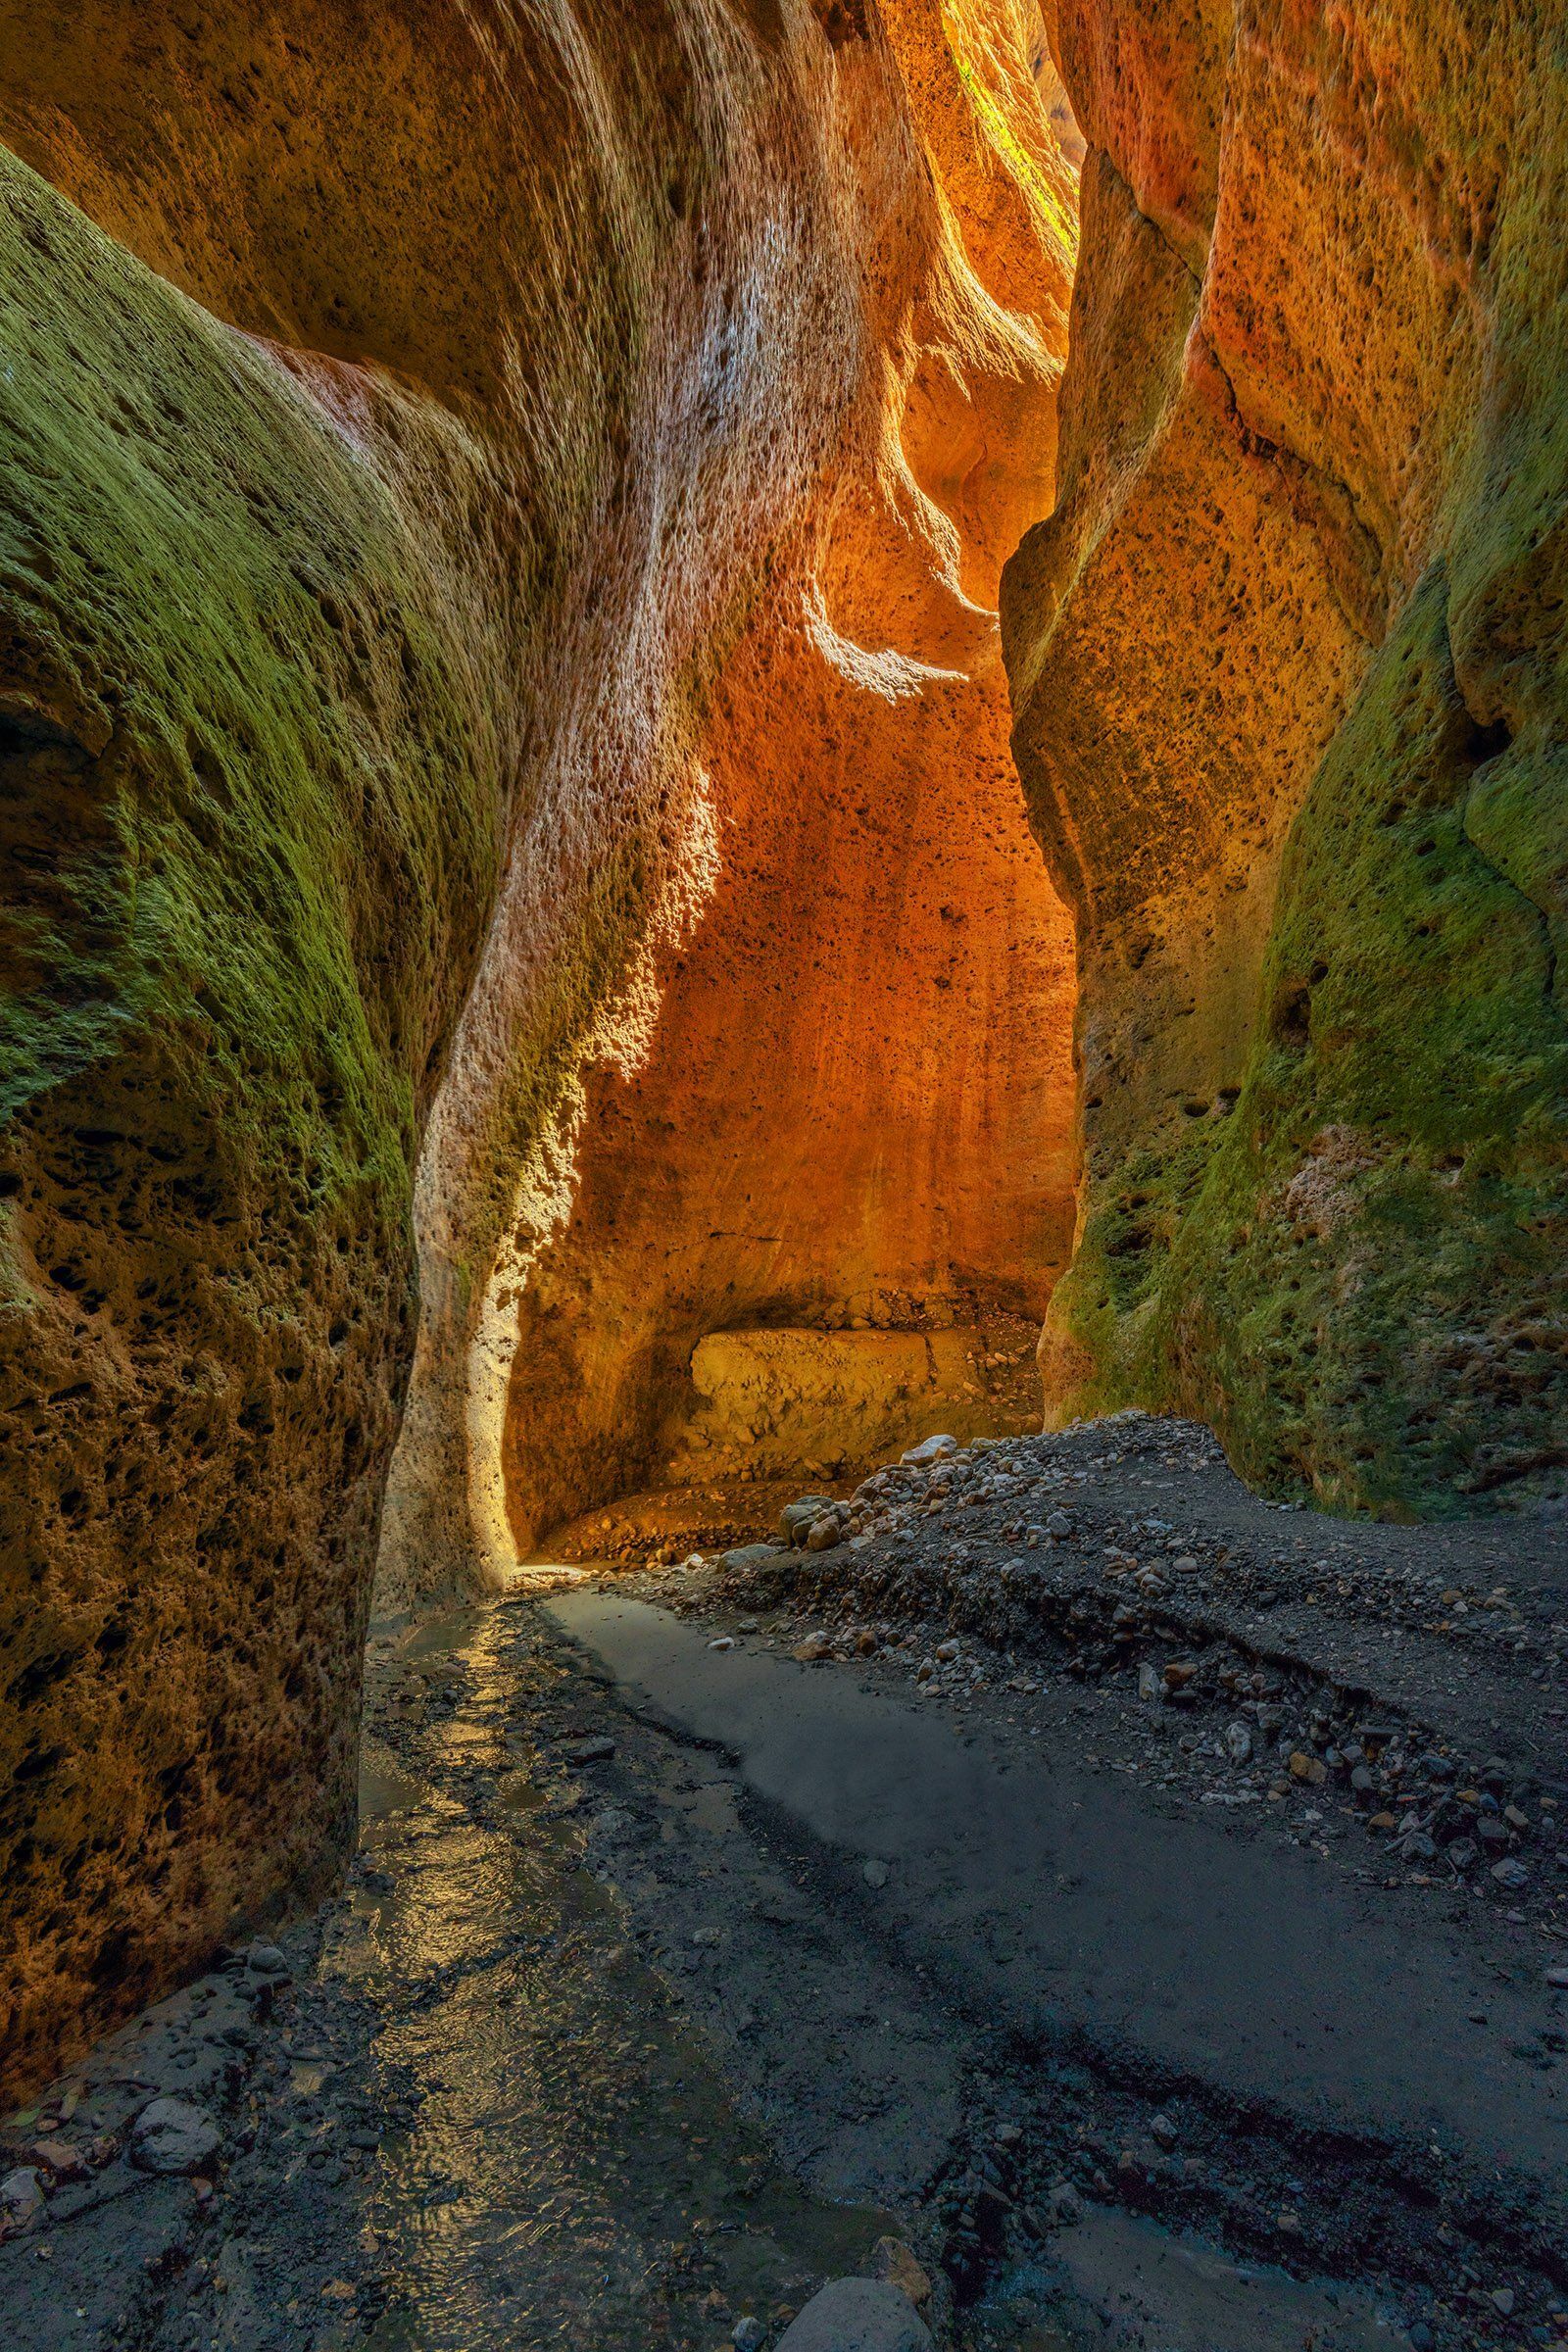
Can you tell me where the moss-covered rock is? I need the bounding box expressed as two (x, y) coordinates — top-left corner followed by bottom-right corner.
(1047, 571), (1568, 1512)
(1012, 0), (1568, 1519)
(0, 150), (505, 2094)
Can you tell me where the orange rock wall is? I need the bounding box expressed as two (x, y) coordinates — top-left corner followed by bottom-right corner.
(403, 0), (1085, 1566)
(502, 556), (1078, 1544)
(1004, 0), (1568, 1511)
(0, 0), (1077, 2093)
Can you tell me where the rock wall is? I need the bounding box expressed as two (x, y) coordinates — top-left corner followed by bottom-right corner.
(1004, 0), (1568, 1514)
(0, 2), (1076, 2095)
(496, 280), (1081, 1541)
(13, 0), (1563, 2108)
(400, 0), (1084, 1564)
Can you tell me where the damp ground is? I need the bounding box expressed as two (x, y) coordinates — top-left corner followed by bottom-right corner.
(6, 1413), (1567, 2351)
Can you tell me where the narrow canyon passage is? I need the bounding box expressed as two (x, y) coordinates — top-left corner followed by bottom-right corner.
(3, 5), (1568, 2352)
(372, 6), (1086, 1604)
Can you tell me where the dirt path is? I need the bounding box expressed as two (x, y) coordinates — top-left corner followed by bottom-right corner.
(6, 1413), (1567, 2350)
(547, 1587), (1567, 2191)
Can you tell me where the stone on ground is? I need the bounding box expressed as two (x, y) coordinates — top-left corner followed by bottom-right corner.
(776, 2276), (932, 2352)
(128, 2096), (220, 2175)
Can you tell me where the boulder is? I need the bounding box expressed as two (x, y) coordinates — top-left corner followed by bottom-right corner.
(777, 2278), (932, 2352)
(721, 1544), (793, 1574)
(129, 2097), (221, 2177)
(781, 1498), (839, 1547)
(901, 1436), (958, 1468)
(0, 2168), (44, 2230)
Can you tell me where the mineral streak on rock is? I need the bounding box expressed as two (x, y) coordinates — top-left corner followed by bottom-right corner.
(1003, 0), (1568, 1515)
(0, 3), (1077, 2094)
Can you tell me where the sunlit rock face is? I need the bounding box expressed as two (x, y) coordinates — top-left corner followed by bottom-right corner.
(1004, 1), (1568, 1515)
(495, 37), (1082, 1540)
(0, 3), (1076, 2092)
(412, 0), (1083, 1561)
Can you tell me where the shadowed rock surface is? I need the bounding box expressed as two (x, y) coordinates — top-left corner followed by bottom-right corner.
(1002, 1), (1568, 1515)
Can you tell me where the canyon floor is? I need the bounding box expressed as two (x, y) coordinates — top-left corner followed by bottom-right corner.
(5, 1415), (1567, 2352)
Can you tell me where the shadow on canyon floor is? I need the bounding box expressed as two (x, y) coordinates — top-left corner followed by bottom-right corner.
(4, 1415), (1567, 2352)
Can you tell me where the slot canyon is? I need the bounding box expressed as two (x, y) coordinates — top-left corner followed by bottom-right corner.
(0, 5), (1565, 2350)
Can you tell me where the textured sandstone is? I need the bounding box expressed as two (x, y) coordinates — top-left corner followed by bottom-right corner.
(1004, 0), (1568, 1513)
(397, 0), (1083, 1568)
(8, 0), (1566, 2116)
(0, 2), (1076, 2093)
(0, 143), (501, 2096)
(496, 527), (1079, 1542)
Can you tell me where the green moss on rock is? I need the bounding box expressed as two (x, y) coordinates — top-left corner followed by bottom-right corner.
(1047, 569), (1568, 1515)
(0, 152), (505, 2095)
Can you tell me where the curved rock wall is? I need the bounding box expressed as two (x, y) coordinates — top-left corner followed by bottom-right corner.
(0, 157), (504, 2096)
(1004, 0), (1568, 1514)
(498, 546), (1078, 1541)
(0, 1), (1076, 2093)
(395, 0), (1084, 1567)
(496, 20), (1083, 1542)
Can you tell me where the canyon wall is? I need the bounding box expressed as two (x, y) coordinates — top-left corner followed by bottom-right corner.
(10, 0), (1564, 2107)
(0, 1), (1075, 2095)
(495, 3), (1082, 1553)
(1004, 0), (1568, 1515)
